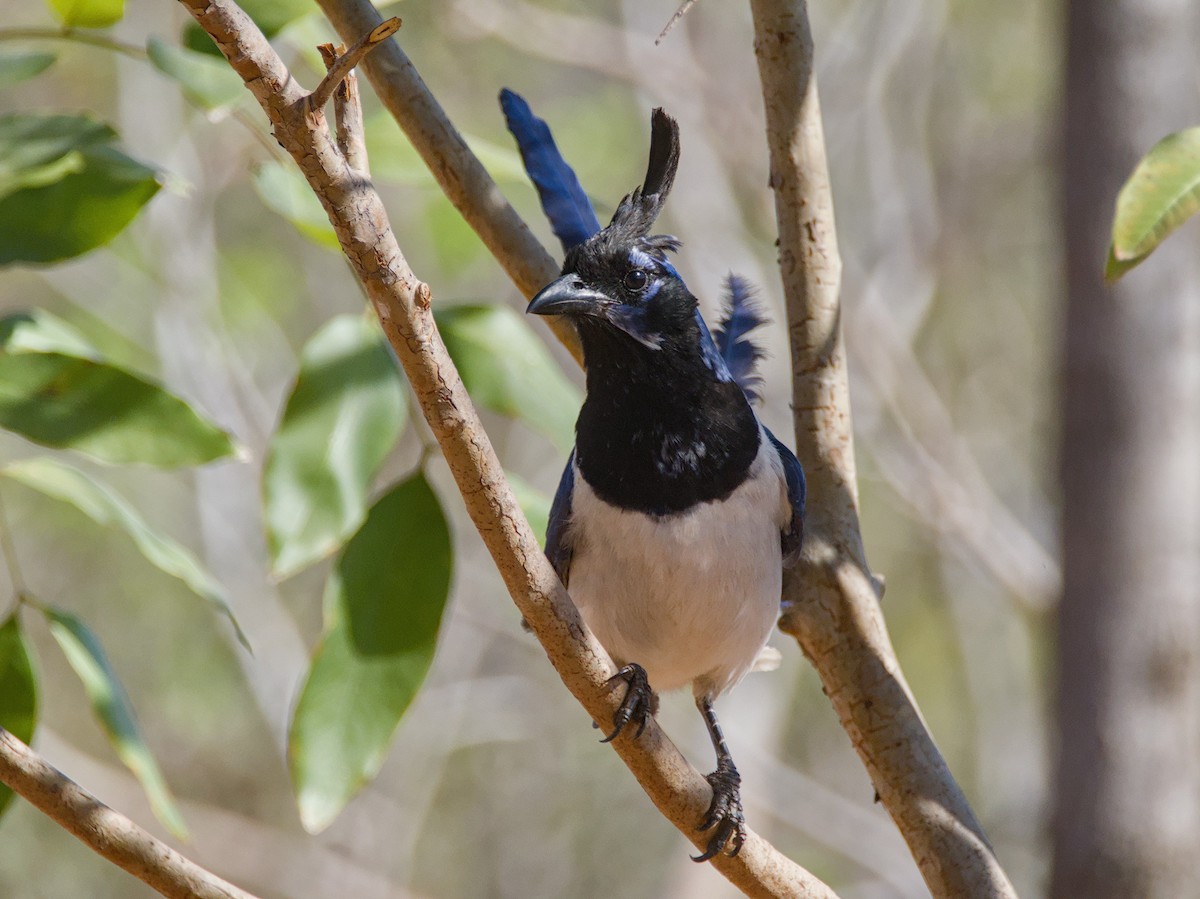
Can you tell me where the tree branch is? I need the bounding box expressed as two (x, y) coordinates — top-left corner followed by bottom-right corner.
(0, 728), (259, 899)
(308, 17), (399, 113)
(313, 0), (582, 365)
(747, 1), (1018, 896)
(177, 3), (836, 896)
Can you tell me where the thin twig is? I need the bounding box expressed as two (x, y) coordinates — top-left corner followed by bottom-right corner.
(747, 0), (1018, 896)
(308, 17), (400, 113)
(177, 1), (837, 895)
(317, 43), (369, 175)
(656, 0), (700, 45)
(0, 728), (259, 899)
(0, 26), (147, 60)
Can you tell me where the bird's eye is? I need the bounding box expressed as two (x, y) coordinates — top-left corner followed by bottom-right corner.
(623, 269), (649, 292)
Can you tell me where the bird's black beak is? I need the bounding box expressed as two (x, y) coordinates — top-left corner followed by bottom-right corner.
(527, 275), (609, 317)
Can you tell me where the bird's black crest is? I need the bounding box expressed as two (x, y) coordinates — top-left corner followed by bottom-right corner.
(607, 108), (681, 241)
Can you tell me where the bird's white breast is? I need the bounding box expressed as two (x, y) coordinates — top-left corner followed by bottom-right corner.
(567, 430), (790, 698)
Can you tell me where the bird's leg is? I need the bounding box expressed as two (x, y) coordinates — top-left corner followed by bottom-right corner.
(692, 695), (746, 862)
(600, 663), (657, 742)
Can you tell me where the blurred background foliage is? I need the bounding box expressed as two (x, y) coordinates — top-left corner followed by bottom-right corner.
(0, 0), (1096, 896)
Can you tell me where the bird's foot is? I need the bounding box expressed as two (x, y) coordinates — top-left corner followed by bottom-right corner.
(692, 759), (746, 862)
(600, 663), (655, 743)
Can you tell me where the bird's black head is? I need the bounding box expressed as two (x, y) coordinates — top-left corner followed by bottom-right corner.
(527, 109), (699, 356)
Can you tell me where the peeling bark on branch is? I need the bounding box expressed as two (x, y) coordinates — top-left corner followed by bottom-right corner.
(748, 1), (1018, 897)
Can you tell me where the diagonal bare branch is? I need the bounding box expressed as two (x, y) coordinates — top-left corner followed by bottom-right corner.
(747, 0), (1018, 896)
(0, 728), (259, 899)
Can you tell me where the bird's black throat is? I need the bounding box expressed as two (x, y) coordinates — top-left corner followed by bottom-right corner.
(573, 318), (760, 516)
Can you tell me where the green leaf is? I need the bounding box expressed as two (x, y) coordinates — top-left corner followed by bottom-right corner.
(0, 615), (38, 820)
(147, 39), (244, 112)
(0, 323), (235, 466)
(363, 114), (432, 186)
(0, 309), (99, 358)
(505, 471), (550, 549)
(3, 458), (248, 650)
(0, 52), (56, 90)
(435, 304), (581, 451)
(290, 475), (452, 833)
(45, 0), (124, 29)
(1107, 127), (1200, 282)
(44, 608), (187, 838)
(363, 114), (529, 188)
(424, 195), (488, 271)
(467, 132), (532, 185)
(0, 113), (114, 200)
(265, 315), (406, 578)
(252, 161), (339, 250)
(0, 144), (160, 265)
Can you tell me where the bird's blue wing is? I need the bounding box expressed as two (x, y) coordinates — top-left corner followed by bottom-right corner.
(712, 274), (766, 402)
(545, 450), (576, 585)
(500, 89), (601, 252)
(765, 428), (806, 566)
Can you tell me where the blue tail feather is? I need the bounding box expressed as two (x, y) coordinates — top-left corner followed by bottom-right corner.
(500, 89), (601, 252)
(713, 273), (767, 402)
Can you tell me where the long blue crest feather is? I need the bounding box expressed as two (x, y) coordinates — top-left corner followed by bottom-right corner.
(500, 89), (601, 251)
(712, 274), (767, 402)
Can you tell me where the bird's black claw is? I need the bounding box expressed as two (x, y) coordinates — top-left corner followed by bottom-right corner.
(692, 761), (746, 862)
(600, 663), (654, 743)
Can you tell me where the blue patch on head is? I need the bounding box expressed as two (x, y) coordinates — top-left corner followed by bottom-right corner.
(628, 247), (656, 270)
(608, 304), (664, 350)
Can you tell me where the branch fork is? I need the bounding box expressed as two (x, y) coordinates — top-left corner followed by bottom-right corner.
(309, 17), (399, 115)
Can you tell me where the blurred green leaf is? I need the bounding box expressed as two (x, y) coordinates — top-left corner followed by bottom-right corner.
(363, 113), (431, 186)
(505, 471), (550, 549)
(0, 52), (56, 90)
(290, 474), (452, 833)
(44, 607), (187, 838)
(364, 113), (528, 187)
(3, 458), (249, 650)
(265, 315), (406, 578)
(0, 145), (160, 265)
(252, 161), (339, 250)
(436, 304), (580, 451)
(45, 0), (124, 29)
(0, 310), (98, 358)
(424, 196), (488, 271)
(0, 614), (38, 820)
(1107, 127), (1200, 282)
(0, 340), (235, 467)
(147, 39), (244, 111)
(0, 113), (113, 200)
(183, 0), (314, 56)
(467, 132), (532, 185)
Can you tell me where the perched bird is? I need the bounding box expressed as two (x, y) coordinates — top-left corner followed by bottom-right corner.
(504, 93), (806, 862)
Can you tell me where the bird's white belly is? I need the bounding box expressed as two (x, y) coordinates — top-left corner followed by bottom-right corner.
(567, 438), (788, 697)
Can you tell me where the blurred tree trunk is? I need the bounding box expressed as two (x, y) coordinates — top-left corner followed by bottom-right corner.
(1055, 1), (1200, 897)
